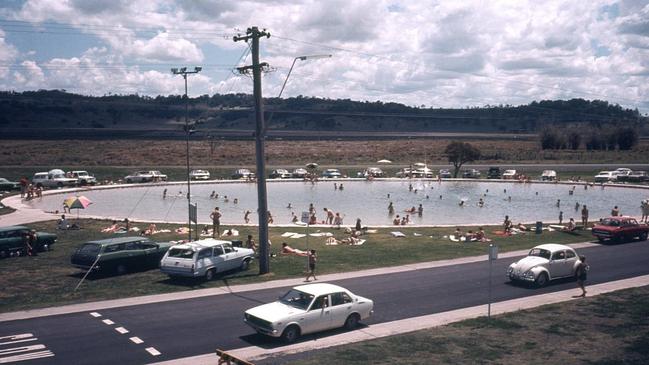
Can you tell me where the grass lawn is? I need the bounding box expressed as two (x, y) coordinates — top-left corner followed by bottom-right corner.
(0, 218), (595, 313)
(271, 285), (649, 365)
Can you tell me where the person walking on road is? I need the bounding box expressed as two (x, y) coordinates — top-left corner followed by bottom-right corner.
(305, 250), (317, 282)
(210, 207), (222, 238)
(575, 256), (589, 297)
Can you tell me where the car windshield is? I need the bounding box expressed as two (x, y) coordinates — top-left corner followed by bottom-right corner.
(600, 218), (620, 226)
(78, 243), (101, 255)
(528, 248), (551, 260)
(279, 289), (314, 310)
(167, 248), (195, 259)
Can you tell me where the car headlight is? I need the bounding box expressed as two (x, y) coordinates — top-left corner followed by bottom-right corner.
(507, 266), (514, 274)
(522, 270), (535, 279)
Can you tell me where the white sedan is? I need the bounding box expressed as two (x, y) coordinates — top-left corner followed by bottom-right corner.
(189, 169), (210, 180)
(507, 244), (582, 287)
(244, 283), (374, 343)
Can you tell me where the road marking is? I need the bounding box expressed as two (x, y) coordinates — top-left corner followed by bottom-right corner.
(129, 337), (143, 344)
(115, 327), (129, 334)
(146, 347), (161, 356)
(90, 312), (102, 318)
(0, 350), (54, 363)
(102, 319), (115, 325)
(0, 334), (37, 347)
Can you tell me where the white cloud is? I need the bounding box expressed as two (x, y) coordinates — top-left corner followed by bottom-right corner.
(0, 0), (647, 112)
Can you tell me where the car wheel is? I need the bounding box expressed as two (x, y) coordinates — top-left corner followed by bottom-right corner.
(116, 264), (127, 275)
(205, 268), (215, 281)
(240, 258), (251, 271)
(126, 179), (132, 184)
(535, 272), (549, 287)
(0, 250), (7, 259)
(57, 182), (63, 188)
(281, 325), (300, 343)
(597, 237), (605, 243)
(639, 232), (648, 241)
(344, 313), (361, 330)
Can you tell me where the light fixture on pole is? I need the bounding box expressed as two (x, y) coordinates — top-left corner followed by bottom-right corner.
(278, 54), (332, 98)
(171, 66), (202, 242)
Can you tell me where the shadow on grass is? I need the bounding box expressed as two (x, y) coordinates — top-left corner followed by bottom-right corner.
(239, 323), (371, 349)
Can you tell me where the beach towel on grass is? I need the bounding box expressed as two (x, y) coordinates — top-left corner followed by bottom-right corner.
(391, 231), (406, 237)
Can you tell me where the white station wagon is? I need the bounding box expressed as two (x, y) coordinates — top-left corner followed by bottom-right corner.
(160, 239), (254, 280)
(507, 243), (582, 287)
(244, 283), (374, 343)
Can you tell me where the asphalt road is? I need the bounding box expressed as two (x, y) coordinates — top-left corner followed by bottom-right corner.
(2, 241), (648, 365)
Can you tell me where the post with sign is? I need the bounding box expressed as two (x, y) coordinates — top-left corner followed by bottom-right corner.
(301, 211), (310, 268)
(189, 203), (198, 242)
(488, 244), (498, 319)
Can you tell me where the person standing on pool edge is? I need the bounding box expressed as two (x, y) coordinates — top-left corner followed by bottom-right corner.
(210, 207), (222, 238)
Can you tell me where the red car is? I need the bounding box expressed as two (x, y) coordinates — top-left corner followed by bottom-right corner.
(591, 217), (649, 243)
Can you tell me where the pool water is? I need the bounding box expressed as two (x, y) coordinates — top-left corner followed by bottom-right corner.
(28, 180), (649, 226)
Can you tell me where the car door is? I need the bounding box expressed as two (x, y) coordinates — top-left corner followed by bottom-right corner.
(221, 243), (238, 271)
(328, 292), (355, 328)
(549, 250), (571, 278)
(124, 240), (144, 268)
(141, 241), (162, 267)
(210, 245), (226, 272)
(564, 249), (578, 276)
(301, 295), (332, 334)
(196, 247), (214, 274)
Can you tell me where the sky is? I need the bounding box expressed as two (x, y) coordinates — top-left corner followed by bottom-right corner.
(0, 0), (648, 113)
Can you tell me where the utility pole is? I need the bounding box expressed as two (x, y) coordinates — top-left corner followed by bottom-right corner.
(234, 27), (271, 274)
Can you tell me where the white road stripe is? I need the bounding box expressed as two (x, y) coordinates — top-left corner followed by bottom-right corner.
(146, 347), (161, 356)
(90, 312), (102, 318)
(0, 334), (33, 341)
(0, 350), (54, 363)
(0, 344), (46, 355)
(102, 319), (114, 325)
(115, 327), (129, 334)
(129, 337), (143, 344)
(0, 337), (37, 346)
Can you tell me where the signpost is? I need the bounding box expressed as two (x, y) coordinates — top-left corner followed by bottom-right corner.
(488, 244), (498, 319)
(189, 203), (198, 241)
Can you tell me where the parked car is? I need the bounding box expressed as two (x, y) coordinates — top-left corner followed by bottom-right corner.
(322, 169), (342, 178)
(507, 244), (581, 287)
(160, 239), (255, 280)
(0, 226), (57, 258)
(502, 169), (518, 179)
(487, 167), (501, 179)
(124, 170), (168, 183)
(462, 169), (481, 178)
(70, 237), (174, 275)
(190, 169), (211, 180)
(32, 169), (78, 188)
(292, 168), (308, 178)
(412, 163), (434, 178)
(541, 170), (557, 181)
(232, 169), (254, 179)
(363, 167), (384, 178)
(626, 171), (649, 183)
(269, 169), (292, 179)
(244, 283), (374, 343)
(594, 171), (615, 183)
(0, 178), (19, 191)
(438, 169), (452, 178)
(68, 170), (97, 185)
(591, 217), (649, 243)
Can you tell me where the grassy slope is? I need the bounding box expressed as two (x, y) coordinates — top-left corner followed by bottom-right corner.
(0, 219), (594, 313)
(271, 285), (649, 365)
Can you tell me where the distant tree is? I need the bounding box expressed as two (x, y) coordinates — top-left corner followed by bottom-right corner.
(540, 127), (560, 149)
(567, 129), (581, 150)
(585, 132), (604, 150)
(617, 127), (639, 150)
(444, 141), (481, 178)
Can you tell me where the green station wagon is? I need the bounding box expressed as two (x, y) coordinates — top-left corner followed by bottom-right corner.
(0, 225), (57, 258)
(70, 237), (174, 275)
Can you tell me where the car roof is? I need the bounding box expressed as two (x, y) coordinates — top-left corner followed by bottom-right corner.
(0, 225), (29, 233)
(170, 238), (232, 250)
(533, 243), (574, 252)
(85, 237), (152, 245)
(293, 283), (348, 296)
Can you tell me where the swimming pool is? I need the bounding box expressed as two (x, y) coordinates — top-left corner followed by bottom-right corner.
(26, 179), (649, 226)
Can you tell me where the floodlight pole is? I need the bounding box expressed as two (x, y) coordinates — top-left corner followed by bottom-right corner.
(278, 54), (332, 98)
(172, 66), (202, 242)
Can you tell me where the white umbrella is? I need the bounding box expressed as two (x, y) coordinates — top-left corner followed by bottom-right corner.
(377, 159), (392, 164)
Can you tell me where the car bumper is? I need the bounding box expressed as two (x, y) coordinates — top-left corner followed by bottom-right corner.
(160, 267), (199, 277)
(244, 319), (281, 337)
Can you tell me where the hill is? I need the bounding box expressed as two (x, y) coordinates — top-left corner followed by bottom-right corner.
(0, 90), (645, 139)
